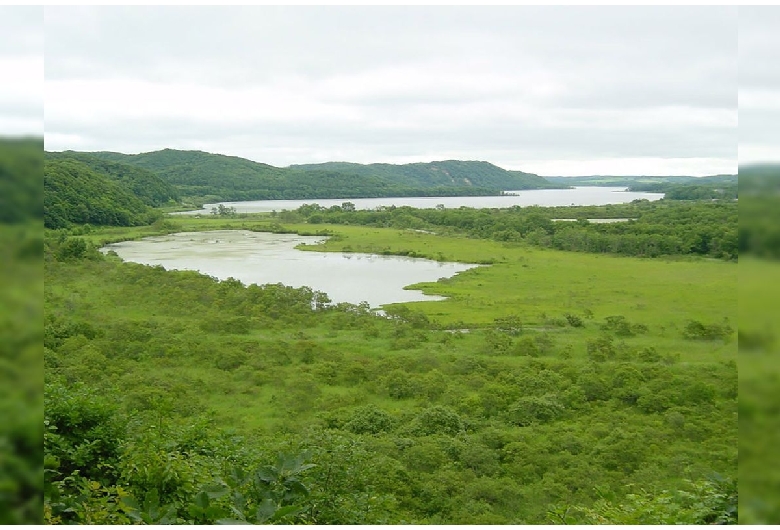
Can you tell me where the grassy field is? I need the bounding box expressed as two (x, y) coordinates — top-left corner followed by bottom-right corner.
(45, 214), (737, 524)
(55, 215), (738, 434)
(738, 257), (780, 523)
(81, 215), (736, 356)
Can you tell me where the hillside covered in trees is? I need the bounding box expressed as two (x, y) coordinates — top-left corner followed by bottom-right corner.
(43, 157), (164, 229)
(290, 160), (560, 191)
(60, 149), (563, 203)
(0, 138), (43, 224)
(46, 152), (179, 207)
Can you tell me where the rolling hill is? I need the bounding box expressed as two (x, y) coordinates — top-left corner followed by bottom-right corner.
(77, 149), (563, 202)
(44, 157), (160, 229)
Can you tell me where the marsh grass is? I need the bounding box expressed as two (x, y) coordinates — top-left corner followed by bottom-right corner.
(44, 215), (736, 524)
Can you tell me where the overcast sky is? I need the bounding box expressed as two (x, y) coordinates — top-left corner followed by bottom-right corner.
(0, 6), (42, 136)
(41, 6), (740, 176)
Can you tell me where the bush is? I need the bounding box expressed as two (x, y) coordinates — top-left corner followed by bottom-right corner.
(506, 395), (565, 426)
(587, 334), (616, 362)
(512, 336), (540, 357)
(344, 406), (395, 435)
(409, 406), (464, 436)
(383, 370), (420, 399)
(44, 383), (126, 483)
(601, 316), (640, 337)
(682, 320), (733, 341)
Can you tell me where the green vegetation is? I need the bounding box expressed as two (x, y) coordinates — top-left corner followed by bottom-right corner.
(626, 175), (737, 201)
(543, 174), (738, 203)
(0, 138), (43, 224)
(545, 173), (736, 188)
(1, 138), (44, 524)
(44, 158), (163, 229)
(286, 199), (737, 260)
(65, 149), (562, 204)
(290, 160), (561, 191)
(1, 223), (42, 525)
(44, 200), (736, 524)
(46, 152), (179, 207)
(738, 164), (780, 523)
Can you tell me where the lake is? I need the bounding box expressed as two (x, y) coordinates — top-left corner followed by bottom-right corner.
(101, 230), (480, 308)
(175, 186), (664, 215)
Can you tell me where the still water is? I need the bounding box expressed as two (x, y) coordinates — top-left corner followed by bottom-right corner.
(176, 187), (663, 215)
(102, 230), (480, 308)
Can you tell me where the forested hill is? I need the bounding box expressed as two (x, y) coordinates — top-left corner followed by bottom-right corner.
(44, 157), (161, 229)
(47, 151), (179, 207)
(75, 149), (562, 202)
(0, 137), (43, 224)
(290, 160), (562, 191)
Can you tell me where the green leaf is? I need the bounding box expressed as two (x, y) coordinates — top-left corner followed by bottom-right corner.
(255, 498), (278, 523)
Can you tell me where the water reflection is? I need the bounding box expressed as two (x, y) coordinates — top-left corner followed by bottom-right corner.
(175, 187), (664, 215)
(102, 230), (480, 308)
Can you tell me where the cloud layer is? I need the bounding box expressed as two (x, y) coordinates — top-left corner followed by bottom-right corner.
(44, 6), (738, 175)
(0, 6), (43, 136)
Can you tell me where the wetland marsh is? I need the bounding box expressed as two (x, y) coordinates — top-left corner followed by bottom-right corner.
(102, 230), (481, 307)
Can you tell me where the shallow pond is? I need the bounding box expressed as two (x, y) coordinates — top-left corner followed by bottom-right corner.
(102, 230), (480, 308)
(175, 187), (664, 215)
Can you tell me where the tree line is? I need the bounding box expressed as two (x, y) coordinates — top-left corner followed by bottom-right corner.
(285, 200), (738, 260)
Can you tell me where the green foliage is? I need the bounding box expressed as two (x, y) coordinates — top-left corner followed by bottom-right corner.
(292, 160), (560, 191)
(573, 478), (737, 524)
(682, 319), (733, 341)
(601, 315), (648, 337)
(44, 382), (126, 484)
(294, 200), (737, 260)
(0, 138), (43, 224)
(42, 208), (737, 524)
(344, 406), (396, 435)
(46, 151), (178, 206)
(82, 149), (561, 204)
(408, 406), (464, 436)
(507, 395), (565, 426)
(564, 313), (584, 327)
(44, 158), (161, 229)
(218, 453), (316, 524)
(211, 204), (238, 217)
(0, 221), (43, 524)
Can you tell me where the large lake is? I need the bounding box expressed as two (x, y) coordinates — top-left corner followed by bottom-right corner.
(176, 186), (664, 215)
(102, 230), (480, 308)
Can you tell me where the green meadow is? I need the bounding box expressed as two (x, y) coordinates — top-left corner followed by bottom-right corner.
(45, 209), (737, 524)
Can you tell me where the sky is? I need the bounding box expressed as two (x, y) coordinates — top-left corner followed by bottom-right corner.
(0, 6), (43, 136)
(739, 6), (780, 166)
(38, 6), (743, 175)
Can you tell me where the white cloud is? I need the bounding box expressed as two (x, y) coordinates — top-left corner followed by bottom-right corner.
(0, 6), (42, 136)
(44, 6), (738, 175)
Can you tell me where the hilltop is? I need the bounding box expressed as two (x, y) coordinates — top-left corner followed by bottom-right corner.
(58, 148), (564, 203)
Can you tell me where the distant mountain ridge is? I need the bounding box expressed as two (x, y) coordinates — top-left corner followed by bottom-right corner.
(59, 148), (564, 203)
(290, 160), (559, 191)
(544, 174), (737, 187)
